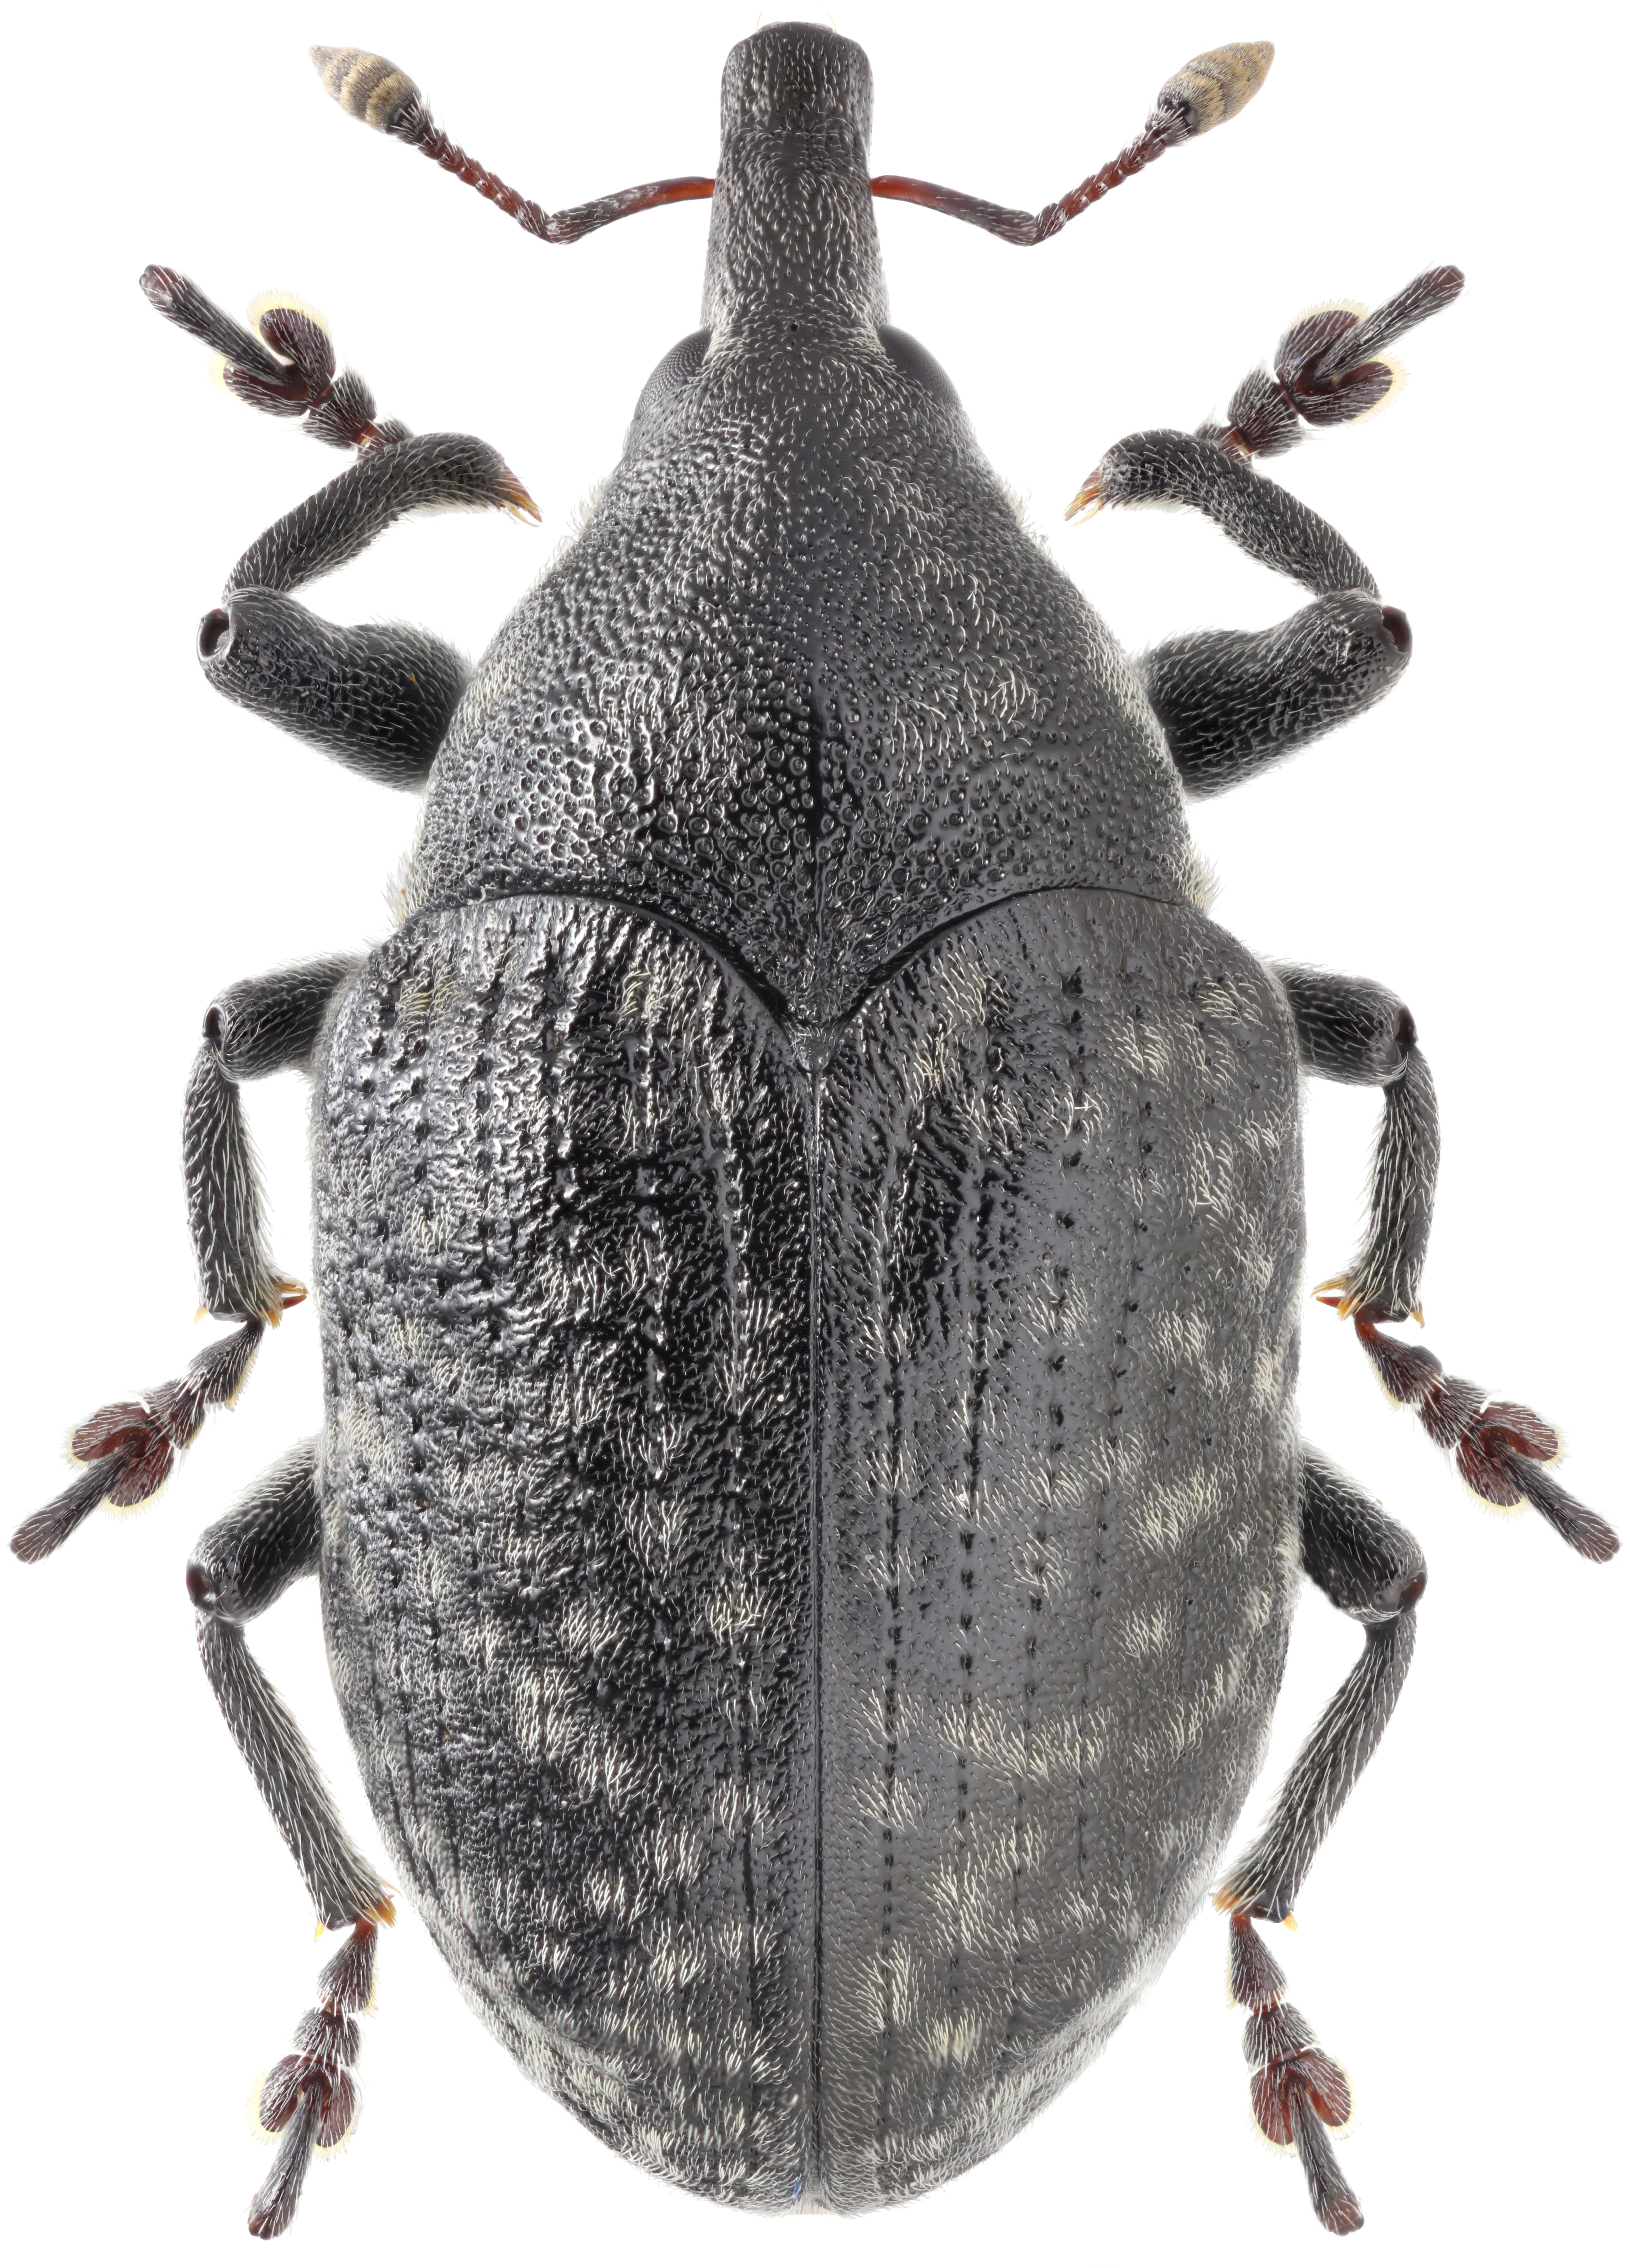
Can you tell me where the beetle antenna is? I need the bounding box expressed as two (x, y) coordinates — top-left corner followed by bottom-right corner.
(871, 40), (1273, 246)
(311, 47), (714, 243)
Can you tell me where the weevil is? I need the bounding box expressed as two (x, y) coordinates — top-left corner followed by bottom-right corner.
(13, 20), (1619, 2241)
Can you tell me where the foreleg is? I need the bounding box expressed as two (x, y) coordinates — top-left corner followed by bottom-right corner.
(141, 269), (536, 786)
(1069, 270), (1462, 795)
(1216, 1448), (1428, 2234)
(187, 1444), (391, 2237)
(1136, 593), (1410, 798)
(13, 958), (357, 1563)
(1277, 965), (1618, 1564)
(196, 589), (469, 788)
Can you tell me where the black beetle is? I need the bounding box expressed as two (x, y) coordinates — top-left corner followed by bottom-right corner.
(6, 13), (1623, 2250)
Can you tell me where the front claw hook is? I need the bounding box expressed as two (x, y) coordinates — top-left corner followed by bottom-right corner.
(1065, 471), (1105, 522)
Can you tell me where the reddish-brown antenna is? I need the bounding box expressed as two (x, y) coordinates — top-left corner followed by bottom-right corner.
(312, 40), (1273, 256)
(311, 46), (714, 244)
(872, 41), (1273, 246)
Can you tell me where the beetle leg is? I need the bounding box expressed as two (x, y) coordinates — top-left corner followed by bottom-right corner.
(1137, 591), (1412, 798)
(196, 587), (469, 790)
(140, 268), (403, 451)
(1218, 1449), (1426, 1924)
(187, 956), (362, 1323)
(1097, 433), (1414, 798)
(249, 1921), (383, 2236)
(1216, 1449), (1427, 2234)
(1068, 266), (1464, 552)
(12, 1321), (266, 1563)
(1344, 1312), (1619, 1562)
(188, 1443), (389, 1925)
(1082, 431), (1411, 796)
(216, 426), (539, 597)
(1202, 267), (1466, 462)
(11, 957), (358, 1564)
(1226, 1912), (1362, 2236)
(141, 270), (536, 786)
(1276, 965), (1435, 1322)
(1278, 966), (1620, 1564)
(1070, 271), (1463, 797)
(187, 1443), (392, 2237)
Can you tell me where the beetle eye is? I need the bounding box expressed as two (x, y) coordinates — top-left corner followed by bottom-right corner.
(877, 325), (960, 407)
(631, 329), (713, 425)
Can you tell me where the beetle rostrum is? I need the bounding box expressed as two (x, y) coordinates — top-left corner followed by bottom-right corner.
(15, 20), (1616, 2242)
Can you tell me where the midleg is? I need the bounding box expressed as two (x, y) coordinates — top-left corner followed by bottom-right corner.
(1216, 1447), (1427, 2234)
(1276, 964), (1619, 1563)
(1276, 964), (1435, 1323)
(1069, 269), (1462, 795)
(187, 955), (361, 1322)
(188, 1443), (391, 2237)
(12, 957), (358, 1563)
(141, 268), (536, 786)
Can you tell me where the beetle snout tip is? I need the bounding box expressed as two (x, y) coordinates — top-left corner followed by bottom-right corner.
(1065, 480), (1104, 523)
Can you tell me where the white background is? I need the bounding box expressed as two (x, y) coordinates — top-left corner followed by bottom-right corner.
(2, 3), (1623, 2262)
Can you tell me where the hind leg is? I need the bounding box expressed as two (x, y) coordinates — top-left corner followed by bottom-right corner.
(187, 1443), (391, 2238)
(1216, 1448), (1427, 2234)
(1277, 964), (1618, 1564)
(13, 957), (357, 1563)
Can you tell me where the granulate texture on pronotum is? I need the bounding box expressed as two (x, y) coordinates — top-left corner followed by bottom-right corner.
(15, 21), (1617, 2241)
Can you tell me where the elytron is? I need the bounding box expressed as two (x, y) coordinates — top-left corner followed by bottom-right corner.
(16, 21), (1614, 2239)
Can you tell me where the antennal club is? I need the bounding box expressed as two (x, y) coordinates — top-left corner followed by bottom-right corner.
(311, 46), (714, 243)
(871, 40), (1274, 245)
